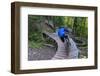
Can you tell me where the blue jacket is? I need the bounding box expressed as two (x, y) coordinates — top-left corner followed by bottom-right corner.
(58, 27), (69, 37)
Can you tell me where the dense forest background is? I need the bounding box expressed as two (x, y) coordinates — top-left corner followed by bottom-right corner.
(28, 15), (88, 58)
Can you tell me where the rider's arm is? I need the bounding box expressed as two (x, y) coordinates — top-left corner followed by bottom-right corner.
(64, 28), (69, 33)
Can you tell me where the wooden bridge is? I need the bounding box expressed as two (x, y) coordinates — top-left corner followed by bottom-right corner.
(43, 31), (79, 59)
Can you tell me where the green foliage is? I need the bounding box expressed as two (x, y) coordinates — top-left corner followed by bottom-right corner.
(28, 15), (43, 41)
(28, 41), (44, 48)
(52, 16), (65, 27)
(28, 15), (45, 48)
(61, 16), (88, 39)
(28, 32), (42, 42)
(73, 17), (88, 38)
(64, 17), (74, 28)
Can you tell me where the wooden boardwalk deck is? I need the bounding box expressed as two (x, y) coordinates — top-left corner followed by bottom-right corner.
(43, 31), (79, 59)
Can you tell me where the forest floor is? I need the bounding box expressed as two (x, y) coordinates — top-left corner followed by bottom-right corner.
(28, 46), (57, 60)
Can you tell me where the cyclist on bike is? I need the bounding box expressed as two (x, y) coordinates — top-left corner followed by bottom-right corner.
(57, 27), (69, 42)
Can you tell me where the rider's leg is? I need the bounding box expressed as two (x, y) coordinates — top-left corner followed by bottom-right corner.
(60, 37), (64, 42)
(64, 34), (71, 46)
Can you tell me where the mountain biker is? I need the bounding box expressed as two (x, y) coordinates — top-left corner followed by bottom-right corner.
(57, 27), (69, 42)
